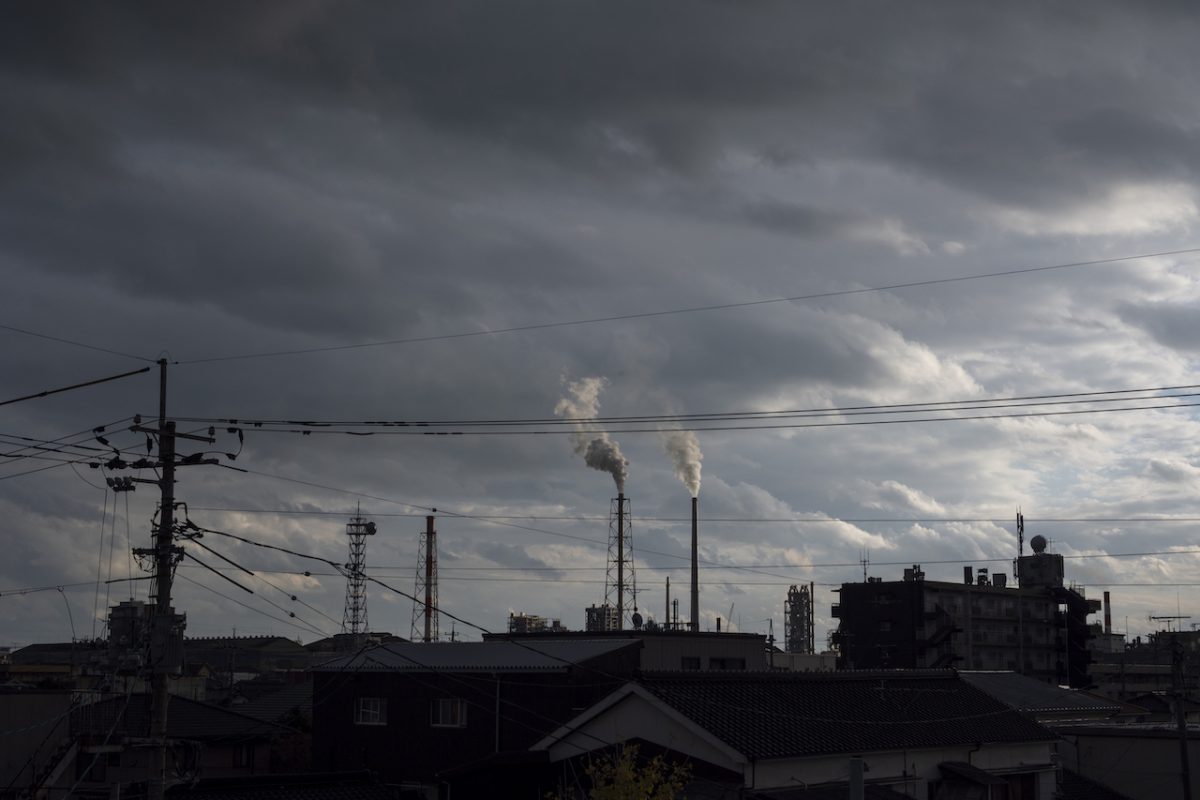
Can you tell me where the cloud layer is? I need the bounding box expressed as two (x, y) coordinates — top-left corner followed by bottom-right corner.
(3, 2), (1200, 647)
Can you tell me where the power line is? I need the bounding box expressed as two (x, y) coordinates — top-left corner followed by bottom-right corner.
(0, 323), (155, 363)
(174, 573), (326, 637)
(184, 506), (1200, 524)
(0, 366), (151, 408)
(174, 397), (1200, 437)
(175, 382), (1200, 428)
(174, 246), (1200, 365)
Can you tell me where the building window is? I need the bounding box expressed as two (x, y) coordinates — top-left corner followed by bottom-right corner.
(680, 656), (701, 670)
(708, 657), (746, 670)
(233, 744), (255, 768)
(879, 620), (893, 632)
(354, 696), (387, 726)
(432, 698), (468, 728)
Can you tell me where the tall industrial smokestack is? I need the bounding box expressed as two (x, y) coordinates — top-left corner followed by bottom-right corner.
(690, 496), (699, 633)
(1104, 590), (1112, 635)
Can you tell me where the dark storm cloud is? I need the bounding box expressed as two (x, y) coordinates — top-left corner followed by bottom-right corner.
(10, 1), (1200, 208)
(739, 199), (856, 239)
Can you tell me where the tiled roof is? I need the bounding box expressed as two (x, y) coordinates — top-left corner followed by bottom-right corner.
(313, 639), (641, 673)
(1058, 768), (1135, 800)
(959, 670), (1121, 716)
(167, 771), (397, 800)
(748, 785), (913, 800)
(636, 670), (1057, 759)
(73, 693), (293, 741)
(236, 681), (312, 724)
(1125, 692), (1200, 715)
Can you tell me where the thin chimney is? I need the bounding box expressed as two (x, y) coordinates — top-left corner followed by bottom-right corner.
(1104, 590), (1112, 635)
(690, 496), (699, 633)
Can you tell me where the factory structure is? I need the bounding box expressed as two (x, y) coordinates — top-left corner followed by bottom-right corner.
(831, 534), (1102, 687)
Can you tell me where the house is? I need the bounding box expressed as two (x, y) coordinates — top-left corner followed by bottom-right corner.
(1055, 723), (1200, 800)
(533, 670), (1061, 798)
(310, 638), (642, 791)
(183, 635), (311, 676)
(958, 670), (1122, 724)
(22, 693), (303, 797)
(0, 689), (73, 794)
(485, 628), (771, 671)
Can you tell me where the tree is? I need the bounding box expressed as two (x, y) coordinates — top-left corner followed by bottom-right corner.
(552, 743), (691, 800)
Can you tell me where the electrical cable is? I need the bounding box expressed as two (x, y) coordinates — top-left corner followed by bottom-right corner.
(222, 467), (1200, 586)
(175, 529), (334, 637)
(92, 489), (110, 640)
(173, 382), (1200, 428)
(0, 322), (155, 362)
(174, 572), (326, 637)
(174, 246), (1200, 365)
(181, 506), (1200, 524)
(166, 397), (1200, 437)
(0, 365), (151, 408)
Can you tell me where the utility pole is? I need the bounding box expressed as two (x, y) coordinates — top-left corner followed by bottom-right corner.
(1173, 634), (1193, 800)
(131, 359), (213, 800)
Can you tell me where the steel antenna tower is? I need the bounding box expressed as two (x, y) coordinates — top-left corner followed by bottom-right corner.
(411, 514), (439, 642)
(342, 505), (377, 639)
(603, 494), (637, 630)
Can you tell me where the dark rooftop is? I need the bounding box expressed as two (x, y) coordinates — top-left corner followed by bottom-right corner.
(166, 771), (398, 800)
(73, 693), (294, 741)
(635, 670), (1057, 760)
(313, 638), (641, 673)
(959, 670), (1121, 717)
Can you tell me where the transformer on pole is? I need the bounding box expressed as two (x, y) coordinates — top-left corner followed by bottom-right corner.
(342, 506), (377, 639)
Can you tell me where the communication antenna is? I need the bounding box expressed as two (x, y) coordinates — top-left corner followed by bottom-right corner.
(1017, 508), (1025, 557)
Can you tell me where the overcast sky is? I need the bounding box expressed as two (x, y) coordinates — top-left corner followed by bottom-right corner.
(5, 3), (1200, 650)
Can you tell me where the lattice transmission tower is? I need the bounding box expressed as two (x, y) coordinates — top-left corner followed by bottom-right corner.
(410, 514), (439, 642)
(342, 507), (377, 638)
(602, 494), (638, 630)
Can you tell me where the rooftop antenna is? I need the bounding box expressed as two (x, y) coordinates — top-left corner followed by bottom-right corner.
(860, 549), (870, 582)
(1014, 508), (1024, 586)
(1017, 508), (1024, 558)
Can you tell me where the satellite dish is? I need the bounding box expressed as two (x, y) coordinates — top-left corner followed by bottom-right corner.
(1030, 534), (1047, 554)
(631, 612), (644, 630)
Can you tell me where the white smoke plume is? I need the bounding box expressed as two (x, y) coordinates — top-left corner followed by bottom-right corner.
(554, 376), (629, 494)
(662, 428), (703, 497)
